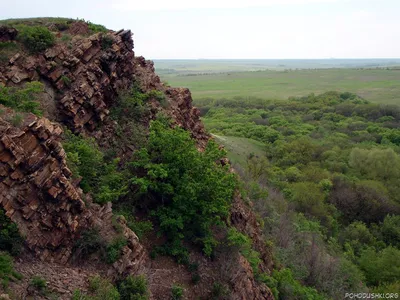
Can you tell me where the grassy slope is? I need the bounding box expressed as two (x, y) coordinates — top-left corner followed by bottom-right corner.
(162, 68), (400, 104)
(211, 134), (265, 167)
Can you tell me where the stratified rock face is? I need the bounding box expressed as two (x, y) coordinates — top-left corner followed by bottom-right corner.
(0, 111), (85, 263)
(133, 56), (210, 148)
(231, 193), (274, 274)
(0, 108), (145, 272)
(0, 28), (134, 132)
(231, 256), (274, 300)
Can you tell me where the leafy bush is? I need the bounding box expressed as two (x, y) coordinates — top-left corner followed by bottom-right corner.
(273, 268), (325, 300)
(0, 253), (22, 289)
(101, 35), (114, 50)
(87, 22), (107, 33)
(110, 85), (149, 122)
(61, 75), (72, 87)
(358, 246), (400, 286)
(171, 285), (184, 300)
(226, 228), (261, 274)
(0, 208), (23, 256)
(17, 25), (55, 53)
(106, 236), (127, 264)
(130, 120), (236, 259)
(381, 215), (400, 247)
(0, 41), (19, 63)
(63, 130), (128, 204)
(118, 275), (148, 300)
(30, 275), (47, 291)
(72, 275), (120, 300)
(73, 228), (106, 259)
(0, 81), (43, 115)
(211, 282), (229, 299)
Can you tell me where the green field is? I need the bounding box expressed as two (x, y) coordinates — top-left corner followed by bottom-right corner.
(160, 68), (400, 104)
(211, 134), (265, 166)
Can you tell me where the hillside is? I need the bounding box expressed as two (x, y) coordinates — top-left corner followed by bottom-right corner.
(0, 18), (274, 299)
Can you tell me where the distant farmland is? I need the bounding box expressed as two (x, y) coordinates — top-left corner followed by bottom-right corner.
(155, 59), (400, 104)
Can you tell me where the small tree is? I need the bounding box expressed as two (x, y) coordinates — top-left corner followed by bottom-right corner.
(18, 25), (55, 53)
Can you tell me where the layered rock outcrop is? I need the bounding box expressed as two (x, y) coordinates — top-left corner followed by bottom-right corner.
(0, 108), (145, 273)
(133, 56), (209, 148)
(0, 111), (84, 262)
(0, 28), (134, 132)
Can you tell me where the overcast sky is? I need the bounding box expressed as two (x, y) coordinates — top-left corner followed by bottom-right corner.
(1, 0), (399, 59)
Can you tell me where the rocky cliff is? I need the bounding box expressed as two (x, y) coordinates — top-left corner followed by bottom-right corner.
(0, 20), (273, 299)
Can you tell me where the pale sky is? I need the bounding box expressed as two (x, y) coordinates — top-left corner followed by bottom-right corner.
(1, 0), (399, 59)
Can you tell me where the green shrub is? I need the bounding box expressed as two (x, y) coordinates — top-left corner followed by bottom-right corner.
(101, 35), (114, 50)
(125, 221), (151, 242)
(0, 253), (22, 289)
(358, 246), (400, 286)
(17, 25), (55, 53)
(63, 130), (128, 204)
(0, 208), (24, 256)
(146, 90), (168, 107)
(227, 228), (261, 274)
(381, 215), (400, 247)
(0, 81), (43, 115)
(106, 236), (127, 264)
(273, 268), (325, 300)
(61, 75), (72, 87)
(118, 275), (148, 300)
(88, 275), (120, 299)
(191, 273), (201, 285)
(10, 113), (23, 126)
(211, 282), (229, 299)
(73, 228), (105, 259)
(0, 41), (19, 63)
(30, 275), (47, 291)
(110, 85), (149, 122)
(171, 285), (184, 300)
(130, 119), (236, 259)
(87, 22), (107, 33)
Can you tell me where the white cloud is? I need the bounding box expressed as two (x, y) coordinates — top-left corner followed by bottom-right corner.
(111, 0), (340, 11)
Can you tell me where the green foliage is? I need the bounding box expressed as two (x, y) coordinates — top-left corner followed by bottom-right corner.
(0, 41), (19, 63)
(63, 130), (128, 204)
(118, 275), (148, 300)
(198, 91), (400, 296)
(87, 21), (108, 33)
(340, 221), (376, 256)
(0, 209), (23, 256)
(226, 228), (261, 274)
(106, 236), (127, 264)
(210, 282), (229, 299)
(110, 85), (149, 122)
(381, 215), (400, 247)
(73, 228), (105, 259)
(72, 275), (120, 300)
(17, 25), (55, 53)
(0, 253), (22, 289)
(171, 285), (184, 300)
(101, 35), (114, 50)
(113, 207), (153, 240)
(0, 81), (43, 115)
(30, 275), (47, 291)
(61, 75), (72, 87)
(10, 113), (23, 126)
(130, 120), (236, 259)
(358, 246), (400, 286)
(272, 268), (325, 300)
